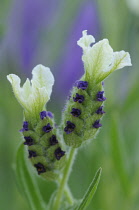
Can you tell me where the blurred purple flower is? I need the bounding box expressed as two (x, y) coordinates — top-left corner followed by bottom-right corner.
(55, 0), (100, 99)
(1, 0), (57, 75)
(1, 0), (100, 102)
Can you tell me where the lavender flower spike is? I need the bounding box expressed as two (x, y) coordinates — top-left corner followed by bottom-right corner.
(62, 31), (132, 148)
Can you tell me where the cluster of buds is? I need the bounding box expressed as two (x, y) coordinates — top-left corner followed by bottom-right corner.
(62, 81), (106, 147)
(20, 111), (65, 180)
(7, 31), (132, 179)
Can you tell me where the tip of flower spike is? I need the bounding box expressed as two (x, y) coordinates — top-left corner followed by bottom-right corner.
(7, 64), (55, 119)
(77, 30), (95, 50)
(77, 31), (132, 83)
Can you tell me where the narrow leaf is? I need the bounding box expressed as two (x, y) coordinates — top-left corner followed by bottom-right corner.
(76, 167), (102, 210)
(15, 144), (46, 210)
(109, 112), (130, 195)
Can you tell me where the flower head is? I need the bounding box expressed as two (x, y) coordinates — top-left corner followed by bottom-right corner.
(7, 64), (54, 121)
(77, 30), (132, 83)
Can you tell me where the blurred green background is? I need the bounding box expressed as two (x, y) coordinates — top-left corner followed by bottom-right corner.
(0, 0), (139, 209)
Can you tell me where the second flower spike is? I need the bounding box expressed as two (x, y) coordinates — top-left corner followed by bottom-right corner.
(62, 30), (132, 148)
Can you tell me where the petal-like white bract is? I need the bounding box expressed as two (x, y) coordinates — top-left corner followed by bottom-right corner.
(7, 64), (54, 115)
(77, 30), (132, 83)
(82, 39), (114, 77)
(109, 51), (132, 71)
(77, 30), (95, 50)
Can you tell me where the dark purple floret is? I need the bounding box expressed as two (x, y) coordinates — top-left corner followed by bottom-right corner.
(28, 150), (37, 158)
(102, 81), (104, 86)
(96, 91), (106, 101)
(73, 93), (84, 103)
(43, 123), (53, 133)
(49, 135), (58, 145)
(34, 162), (46, 175)
(96, 106), (105, 115)
(76, 81), (88, 90)
(55, 147), (65, 160)
(40, 111), (53, 120)
(71, 108), (81, 117)
(93, 120), (102, 128)
(64, 121), (75, 134)
(19, 121), (29, 132)
(24, 136), (34, 146)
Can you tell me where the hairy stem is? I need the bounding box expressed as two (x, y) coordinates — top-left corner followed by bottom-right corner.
(52, 148), (76, 210)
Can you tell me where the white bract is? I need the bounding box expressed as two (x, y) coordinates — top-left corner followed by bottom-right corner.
(77, 30), (132, 83)
(7, 64), (54, 115)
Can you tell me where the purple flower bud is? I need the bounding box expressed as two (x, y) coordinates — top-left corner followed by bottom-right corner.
(49, 135), (58, 145)
(93, 120), (102, 128)
(28, 150), (37, 158)
(55, 147), (65, 160)
(71, 108), (81, 117)
(96, 106), (105, 115)
(96, 91), (106, 101)
(19, 121), (29, 132)
(34, 162), (46, 175)
(24, 136), (34, 146)
(76, 81), (88, 90)
(40, 111), (53, 120)
(64, 121), (76, 134)
(73, 93), (84, 103)
(42, 123), (53, 133)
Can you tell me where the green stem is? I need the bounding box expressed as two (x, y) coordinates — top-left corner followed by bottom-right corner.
(64, 185), (74, 205)
(52, 148), (76, 210)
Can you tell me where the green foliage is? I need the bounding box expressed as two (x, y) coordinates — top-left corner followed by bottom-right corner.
(76, 168), (102, 210)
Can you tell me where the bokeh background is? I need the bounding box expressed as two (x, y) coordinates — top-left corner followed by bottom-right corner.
(0, 0), (139, 209)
